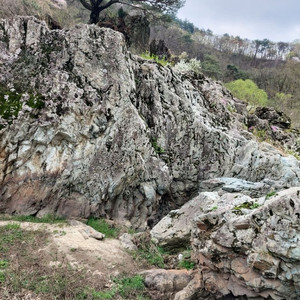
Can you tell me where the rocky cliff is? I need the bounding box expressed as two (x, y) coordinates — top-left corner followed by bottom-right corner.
(1, 16), (300, 299)
(0, 16), (300, 226)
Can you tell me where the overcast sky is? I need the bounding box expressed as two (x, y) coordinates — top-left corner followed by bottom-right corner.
(177, 0), (300, 42)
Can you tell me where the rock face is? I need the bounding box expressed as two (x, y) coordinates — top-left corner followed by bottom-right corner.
(191, 187), (300, 299)
(0, 16), (300, 232)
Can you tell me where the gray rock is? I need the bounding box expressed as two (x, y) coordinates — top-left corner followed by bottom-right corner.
(0, 16), (300, 231)
(68, 219), (105, 240)
(151, 190), (260, 250)
(192, 187), (300, 299)
(119, 233), (137, 251)
(140, 269), (192, 293)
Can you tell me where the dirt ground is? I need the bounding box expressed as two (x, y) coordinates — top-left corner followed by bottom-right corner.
(0, 220), (140, 276)
(0, 220), (147, 299)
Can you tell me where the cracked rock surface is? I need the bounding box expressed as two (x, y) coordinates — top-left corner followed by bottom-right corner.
(1, 17), (300, 233)
(190, 187), (300, 299)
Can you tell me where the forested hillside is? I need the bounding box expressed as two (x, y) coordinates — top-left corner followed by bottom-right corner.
(151, 17), (300, 126)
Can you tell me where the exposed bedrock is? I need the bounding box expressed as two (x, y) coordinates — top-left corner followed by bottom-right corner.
(0, 17), (300, 230)
(151, 188), (300, 299)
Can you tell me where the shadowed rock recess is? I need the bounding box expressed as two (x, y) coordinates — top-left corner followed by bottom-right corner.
(1, 17), (300, 299)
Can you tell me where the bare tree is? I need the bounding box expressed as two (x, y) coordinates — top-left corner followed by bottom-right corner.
(78, 0), (185, 24)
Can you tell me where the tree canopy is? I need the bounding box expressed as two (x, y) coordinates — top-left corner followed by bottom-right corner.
(225, 79), (268, 107)
(78, 0), (185, 24)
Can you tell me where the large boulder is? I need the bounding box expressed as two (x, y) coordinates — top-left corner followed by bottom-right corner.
(151, 188), (256, 250)
(0, 16), (300, 230)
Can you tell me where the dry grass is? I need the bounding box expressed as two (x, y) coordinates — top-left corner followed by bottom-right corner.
(0, 0), (89, 27)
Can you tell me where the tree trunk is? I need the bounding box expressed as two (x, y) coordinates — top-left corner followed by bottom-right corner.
(89, 9), (101, 24)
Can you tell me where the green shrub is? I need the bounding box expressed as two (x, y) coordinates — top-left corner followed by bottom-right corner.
(131, 233), (166, 268)
(86, 218), (119, 238)
(140, 52), (169, 66)
(265, 191), (278, 200)
(233, 202), (260, 211)
(178, 259), (195, 270)
(0, 84), (45, 128)
(0, 271), (5, 283)
(225, 79), (268, 107)
(177, 249), (195, 270)
(113, 275), (145, 298)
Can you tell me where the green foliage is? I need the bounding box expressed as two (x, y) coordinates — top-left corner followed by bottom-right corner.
(139, 52), (169, 66)
(151, 138), (165, 155)
(265, 191), (278, 200)
(131, 233), (166, 268)
(113, 275), (145, 298)
(287, 150), (300, 161)
(0, 271), (5, 283)
(0, 214), (66, 224)
(226, 104), (237, 113)
(201, 54), (222, 79)
(251, 202), (260, 209)
(86, 218), (120, 238)
(82, 275), (147, 299)
(172, 16), (196, 33)
(134, 245), (166, 268)
(117, 7), (127, 19)
(226, 64), (248, 81)
(0, 223), (23, 252)
(233, 202), (260, 211)
(177, 250), (195, 270)
(0, 260), (8, 269)
(252, 128), (267, 141)
(0, 84), (45, 128)
(0, 87), (22, 120)
(82, 288), (117, 299)
(178, 260), (195, 270)
(225, 79), (268, 107)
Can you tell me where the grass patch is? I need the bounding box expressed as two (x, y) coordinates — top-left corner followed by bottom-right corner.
(233, 202), (260, 212)
(151, 138), (165, 155)
(177, 249), (195, 270)
(178, 259), (195, 270)
(80, 275), (148, 299)
(86, 218), (120, 238)
(0, 214), (66, 224)
(265, 191), (278, 200)
(113, 275), (145, 298)
(139, 52), (169, 66)
(131, 233), (166, 268)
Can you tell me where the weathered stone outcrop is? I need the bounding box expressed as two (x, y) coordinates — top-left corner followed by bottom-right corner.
(0, 16), (300, 233)
(152, 188), (300, 299)
(191, 187), (300, 299)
